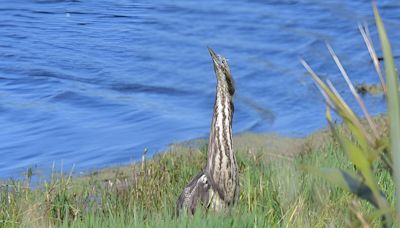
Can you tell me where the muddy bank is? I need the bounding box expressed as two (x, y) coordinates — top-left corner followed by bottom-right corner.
(76, 129), (334, 187)
(77, 113), (390, 187)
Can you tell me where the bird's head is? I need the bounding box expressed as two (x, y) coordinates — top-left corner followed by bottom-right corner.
(208, 48), (235, 97)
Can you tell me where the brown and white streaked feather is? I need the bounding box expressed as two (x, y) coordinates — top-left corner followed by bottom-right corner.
(175, 172), (211, 216)
(176, 48), (239, 216)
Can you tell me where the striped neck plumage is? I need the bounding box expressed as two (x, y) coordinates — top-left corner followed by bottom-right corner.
(205, 49), (236, 194)
(212, 83), (234, 155)
(209, 49), (235, 154)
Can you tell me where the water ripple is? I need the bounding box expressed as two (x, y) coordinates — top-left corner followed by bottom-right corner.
(0, 0), (399, 178)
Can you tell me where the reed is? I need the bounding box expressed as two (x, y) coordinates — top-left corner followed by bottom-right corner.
(301, 4), (399, 226)
(0, 131), (393, 227)
(0, 4), (397, 228)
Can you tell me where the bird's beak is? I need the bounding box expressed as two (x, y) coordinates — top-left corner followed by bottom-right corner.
(208, 47), (220, 66)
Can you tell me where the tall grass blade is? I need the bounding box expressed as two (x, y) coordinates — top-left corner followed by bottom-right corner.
(302, 57), (392, 225)
(326, 43), (380, 139)
(301, 59), (374, 149)
(374, 4), (400, 215)
(325, 80), (377, 160)
(325, 106), (384, 207)
(358, 23), (387, 96)
(306, 167), (385, 208)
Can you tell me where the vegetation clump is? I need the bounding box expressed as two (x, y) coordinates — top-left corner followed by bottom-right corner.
(0, 131), (393, 227)
(1, 4), (399, 228)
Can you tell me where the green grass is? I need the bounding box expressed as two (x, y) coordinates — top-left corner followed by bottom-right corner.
(1, 5), (396, 228)
(0, 131), (393, 227)
(297, 6), (398, 226)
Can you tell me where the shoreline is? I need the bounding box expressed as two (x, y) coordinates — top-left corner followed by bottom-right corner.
(69, 127), (334, 185)
(71, 113), (387, 183)
(1, 113), (386, 182)
(0, 114), (390, 227)
(0, 126), (348, 182)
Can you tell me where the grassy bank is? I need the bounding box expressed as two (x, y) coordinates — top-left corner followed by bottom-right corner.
(1, 5), (396, 227)
(0, 125), (393, 227)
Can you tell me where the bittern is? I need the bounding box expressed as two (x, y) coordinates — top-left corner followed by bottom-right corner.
(176, 48), (239, 216)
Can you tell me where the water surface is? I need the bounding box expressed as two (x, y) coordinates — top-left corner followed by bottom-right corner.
(1, 0), (400, 178)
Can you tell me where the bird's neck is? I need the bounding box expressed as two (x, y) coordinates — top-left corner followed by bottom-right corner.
(206, 84), (236, 178)
(211, 88), (233, 155)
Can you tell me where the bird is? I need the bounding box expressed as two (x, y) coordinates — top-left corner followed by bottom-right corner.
(176, 48), (239, 216)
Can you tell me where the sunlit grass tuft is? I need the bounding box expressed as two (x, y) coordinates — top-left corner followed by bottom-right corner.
(1, 4), (398, 228)
(0, 131), (393, 227)
(300, 4), (399, 227)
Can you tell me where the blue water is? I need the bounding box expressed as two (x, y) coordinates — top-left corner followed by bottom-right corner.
(1, 0), (399, 178)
